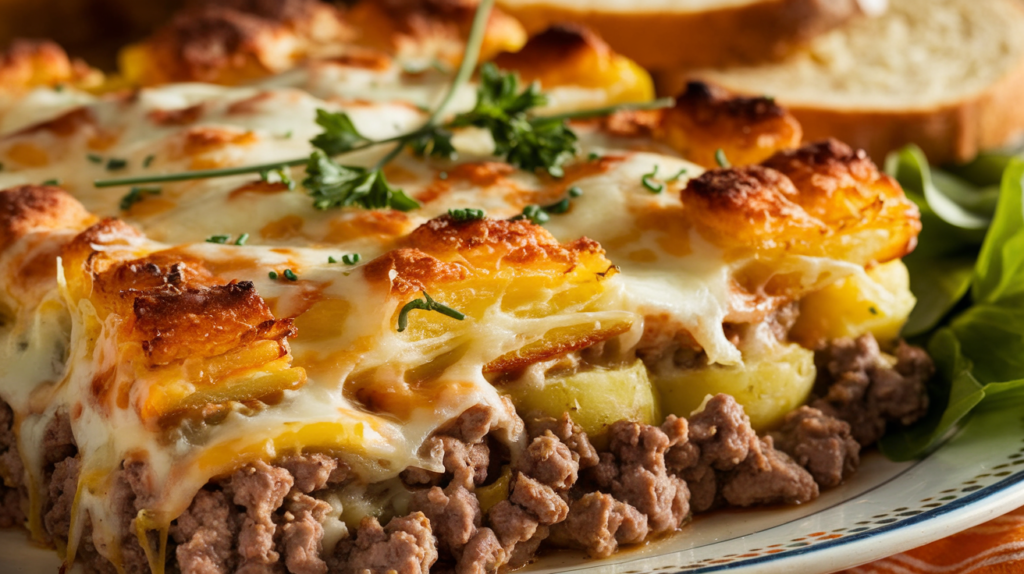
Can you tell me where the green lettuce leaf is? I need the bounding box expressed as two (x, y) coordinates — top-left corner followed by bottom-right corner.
(880, 160), (1024, 460)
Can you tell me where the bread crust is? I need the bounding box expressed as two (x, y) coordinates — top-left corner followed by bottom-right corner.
(659, 52), (1024, 163)
(497, 0), (860, 70)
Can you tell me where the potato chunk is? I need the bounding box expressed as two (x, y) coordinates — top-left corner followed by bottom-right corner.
(790, 259), (916, 349)
(503, 360), (661, 448)
(654, 342), (815, 431)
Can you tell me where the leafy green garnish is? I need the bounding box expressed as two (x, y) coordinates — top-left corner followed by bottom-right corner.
(304, 151), (419, 211)
(310, 109), (370, 156)
(880, 159), (1024, 460)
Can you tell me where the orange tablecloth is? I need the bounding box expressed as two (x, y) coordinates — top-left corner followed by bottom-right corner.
(837, 506), (1024, 573)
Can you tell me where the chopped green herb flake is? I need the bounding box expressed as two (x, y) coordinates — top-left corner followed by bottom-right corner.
(715, 149), (731, 168)
(869, 306), (878, 315)
(567, 186), (583, 198)
(543, 197), (570, 214)
(119, 186), (161, 211)
(641, 165), (664, 194)
(87, 153), (103, 164)
(515, 204), (550, 225)
(234, 233), (249, 246)
(342, 253), (361, 265)
(328, 256), (338, 264)
(143, 155), (155, 168)
(310, 109), (369, 156)
(304, 151), (419, 212)
(588, 152), (601, 161)
(268, 271), (279, 280)
(261, 167), (296, 190)
(448, 208), (486, 222)
(283, 269), (299, 281)
(206, 235), (230, 244)
(41, 179), (60, 186)
(396, 290), (466, 332)
(282, 130), (293, 139)
(106, 158), (128, 171)
(667, 168), (688, 182)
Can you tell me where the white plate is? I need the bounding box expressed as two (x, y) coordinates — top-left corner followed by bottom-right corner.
(4, 403), (1024, 574)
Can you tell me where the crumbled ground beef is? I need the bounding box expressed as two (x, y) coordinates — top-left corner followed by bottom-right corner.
(771, 406), (860, 488)
(548, 492), (647, 558)
(0, 401), (25, 528)
(172, 489), (240, 574)
(814, 336), (932, 446)
(719, 437), (818, 507)
(332, 513), (437, 574)
(230, 460), (295, 571)
(1, 334), (936, 573)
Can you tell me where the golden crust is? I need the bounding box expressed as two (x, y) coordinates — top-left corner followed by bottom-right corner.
(123, 0), (351, 86)
(0, 185), (94, 250)
(133, 281), (295, 366)
(493, 24), (653, 103)
(681, 140), (920, 266)
(657, 81), (802, 168)
(0, 39), (101, 92)
(346, 0), (526, 66)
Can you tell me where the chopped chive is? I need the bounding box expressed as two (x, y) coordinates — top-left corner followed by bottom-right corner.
(666, 168), (688, 182)
(54, 84), (65, 93)
(106, 158), (128, 171)
(119, 186), (161, 211)
(567, 186), (583, 198)
(328, 256), (338, 264)
(268, 271), (279, 280)
(542, 197), (570, 214)
(281, 130), (293, 139)
(397, 290), (465, 332)
(206, 235), (230, 244)
(588, 152), (601, 161)
(342, 253), (361, 265)
(869, 306), (879, 315)
(283, 269), (299, 281)
(715, 149), (731, 168)
(41, 178), (60, 186)
(87, 153), (103, 164)
(641, 165), (664, 194)
(234, 233), (249, 246)
(515, 204), (550, 225)
(448, 208), (486, 222)
(143, 155), (155, 168)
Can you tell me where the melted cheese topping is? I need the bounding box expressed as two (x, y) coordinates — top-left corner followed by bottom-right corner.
(0, 59), (863, 566)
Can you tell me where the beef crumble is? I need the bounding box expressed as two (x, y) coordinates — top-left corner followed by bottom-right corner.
(0, 336), (935, 574)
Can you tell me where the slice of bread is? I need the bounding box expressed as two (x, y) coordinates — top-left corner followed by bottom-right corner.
(658, 0), (1024, 163)
(496, 0), (872, 70)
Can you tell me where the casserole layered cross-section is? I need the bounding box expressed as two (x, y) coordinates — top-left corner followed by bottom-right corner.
(0, 9), (933, 573)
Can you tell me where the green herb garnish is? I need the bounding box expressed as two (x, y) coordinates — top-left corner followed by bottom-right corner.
(396, 290), (466, 332)
(87, 153), (103, 164)
(715, 149), (731, 168)
(119, 186), (161, 211)
(106, 158), (128, 171)
(283, 269), (299, 281)
(641, 165), (664, 194)
(41, 179), (60, 186)
(268, 271), (279, 280)
(143, 155), (155, 168)
(206, 235), (230, 244)
(234, 233), (249, 246)
(342, 253), (361, 265)
(567, 186), (583, 198)
(448, 208), (487, 221)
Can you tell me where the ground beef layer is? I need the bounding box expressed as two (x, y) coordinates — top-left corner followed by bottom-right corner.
(0, 334), (932, 574)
